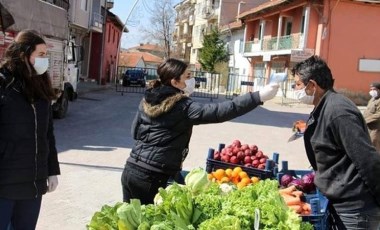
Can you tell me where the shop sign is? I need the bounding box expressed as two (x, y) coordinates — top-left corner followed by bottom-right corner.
(290, 49), (314, 62)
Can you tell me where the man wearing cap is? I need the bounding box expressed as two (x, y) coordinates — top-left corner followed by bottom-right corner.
(363, 82), (380, 152)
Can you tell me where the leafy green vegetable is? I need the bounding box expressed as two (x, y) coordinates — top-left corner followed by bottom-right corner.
(185, 168), (211, 195)
(87, 202), (123, 230)
(198, 215), (241, 230)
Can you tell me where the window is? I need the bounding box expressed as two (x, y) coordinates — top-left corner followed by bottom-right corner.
(81, 0), (88, 11)
(285, 21), (292, 36)
(239, 39), (244, 53)
(40, 0), (69, 10)
(113, 28), (116, 43)
(108, 26), (111, 42)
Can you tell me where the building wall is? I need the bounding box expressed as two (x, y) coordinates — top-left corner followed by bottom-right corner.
(320, 0), (380, 92)
(89, 32), (102, 80)
(103, 19), (122, 83)
(69, 0), (90, 29)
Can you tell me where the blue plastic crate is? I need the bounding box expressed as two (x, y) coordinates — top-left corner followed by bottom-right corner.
(301, 193), (329, 230)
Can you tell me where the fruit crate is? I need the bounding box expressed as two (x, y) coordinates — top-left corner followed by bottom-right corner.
(205, 143), (279, 179)
(302, 192), (329, 230)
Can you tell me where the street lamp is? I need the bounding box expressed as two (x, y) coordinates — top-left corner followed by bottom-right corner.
(114, 0), (140, 85)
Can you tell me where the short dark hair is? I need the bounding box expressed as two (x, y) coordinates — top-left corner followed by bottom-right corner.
(291, 55), (334, 90)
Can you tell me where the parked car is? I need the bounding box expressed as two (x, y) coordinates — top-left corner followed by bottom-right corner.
(122, 69), (146, 87)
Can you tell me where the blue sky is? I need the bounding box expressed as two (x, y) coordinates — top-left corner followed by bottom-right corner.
(110, 0), (181, 49)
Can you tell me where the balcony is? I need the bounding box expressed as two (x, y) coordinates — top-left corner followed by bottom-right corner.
(201, 5), (219, 20)
(40, 0), (69, 11)
(244, 34), (303, 55)
(91, 12), (103, 32)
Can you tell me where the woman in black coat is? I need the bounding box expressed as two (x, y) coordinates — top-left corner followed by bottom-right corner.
(121, 58), (279, 204)
(0, 30), (60, 230)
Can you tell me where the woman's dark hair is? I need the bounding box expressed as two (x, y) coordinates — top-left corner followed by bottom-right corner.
(291, 55), (334, 90)
(0, 29), (56, 102)
(150, 58), (188, 88)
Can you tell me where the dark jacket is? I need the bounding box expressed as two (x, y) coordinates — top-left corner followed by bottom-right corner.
(363, 96), (380, 152)
(0, 68), (60, 199)
(127, 85), (262, 175)
(304, 90), (380, 211)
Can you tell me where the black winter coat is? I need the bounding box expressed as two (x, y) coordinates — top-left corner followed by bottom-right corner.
(127, 85), (262, 175)
(304, 90), (380, 211)
(0, 69), (60, 199)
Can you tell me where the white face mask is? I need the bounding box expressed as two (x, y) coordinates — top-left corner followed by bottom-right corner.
(33, 57), (49, 75)
(294, 85), (315, 105)
(183, 78), (195, 95)
(369, 90), (378, 98)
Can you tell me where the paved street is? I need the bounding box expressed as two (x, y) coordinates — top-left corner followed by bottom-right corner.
(36, 85), (315, 229)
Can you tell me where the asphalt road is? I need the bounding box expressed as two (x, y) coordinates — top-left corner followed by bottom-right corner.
(36, 87), (314, 229)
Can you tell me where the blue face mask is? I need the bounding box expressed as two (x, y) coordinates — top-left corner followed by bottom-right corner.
(33, 57), (49, 75)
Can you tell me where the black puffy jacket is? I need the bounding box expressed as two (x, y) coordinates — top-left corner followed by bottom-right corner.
(0, 69), (60, 199)
(127, 85), (262, 175)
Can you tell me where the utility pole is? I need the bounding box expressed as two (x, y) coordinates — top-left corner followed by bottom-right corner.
(114, 0), (140, 84)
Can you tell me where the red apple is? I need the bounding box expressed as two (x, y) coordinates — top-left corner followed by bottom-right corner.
(256, 150), (264, 158)
(244, 149), (252, 156)
(244, 155), (252, 164)
(241, 144), (249, 151)
(259, 158), (267, 164)
(213, 151), (221, 160)
(230, 155), (239, 164)
(237, 151), (245, 161)
(221, 155), (230, 163)
(250, 145), (258, 153)
(232, 140), (241, 148)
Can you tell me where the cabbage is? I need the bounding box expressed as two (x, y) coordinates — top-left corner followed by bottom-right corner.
(184, 168), (210, 195)
(280, 174), (294, 187)
(289, 178), (304, 191)
(301, 173), (315, 193)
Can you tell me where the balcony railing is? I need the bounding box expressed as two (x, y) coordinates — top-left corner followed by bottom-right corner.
(40, 0), (69, 11)
(244, 34), (303, 53)
(91, 12), (103, 29)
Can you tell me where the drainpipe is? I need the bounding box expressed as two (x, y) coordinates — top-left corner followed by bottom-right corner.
(99, 0), (107, 85)
(303, 6), (310, 49)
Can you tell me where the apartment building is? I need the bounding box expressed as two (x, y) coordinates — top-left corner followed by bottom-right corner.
(239, 0), (380, 93)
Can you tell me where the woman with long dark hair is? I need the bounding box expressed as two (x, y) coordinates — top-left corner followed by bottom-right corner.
(0, 30), (60, 229)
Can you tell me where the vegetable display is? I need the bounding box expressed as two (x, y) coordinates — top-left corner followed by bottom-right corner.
(279, 172), (316, 194)
(87, 168), (315, 230)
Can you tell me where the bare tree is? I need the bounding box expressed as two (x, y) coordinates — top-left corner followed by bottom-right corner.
(140, 0), (175, 58)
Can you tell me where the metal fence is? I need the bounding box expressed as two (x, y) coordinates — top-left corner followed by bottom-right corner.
(115, 66), (300, 105)
(115, 66), (220, 101)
